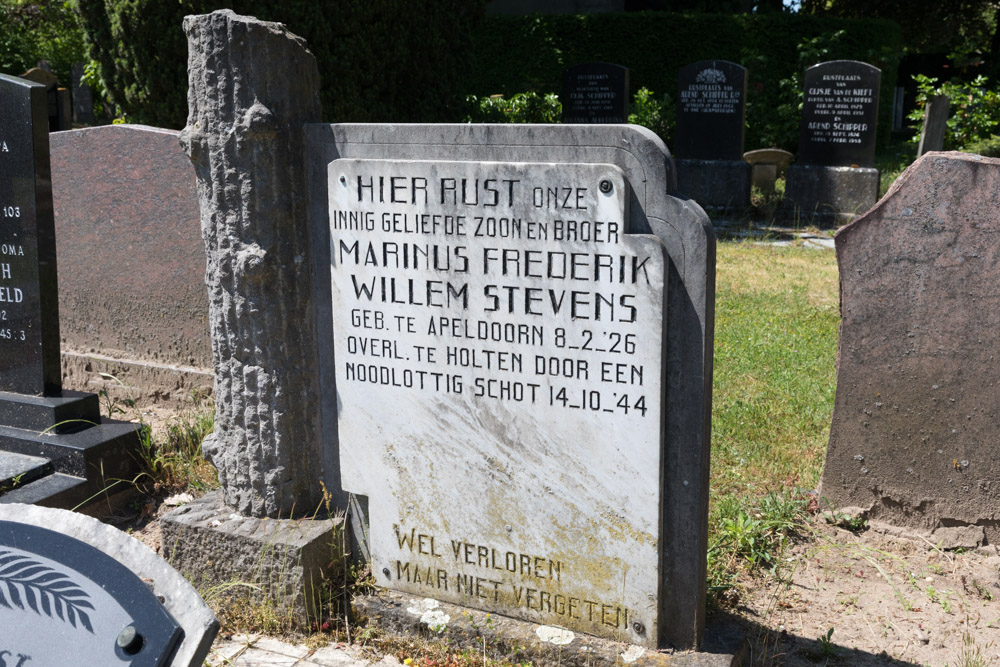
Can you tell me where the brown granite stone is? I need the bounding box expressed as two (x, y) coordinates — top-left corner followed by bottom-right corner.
(50, 125), (211, 398)
(820, 151), (1000, 543)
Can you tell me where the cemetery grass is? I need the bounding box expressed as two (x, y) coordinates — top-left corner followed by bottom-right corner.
(711, 242), (1000, 666)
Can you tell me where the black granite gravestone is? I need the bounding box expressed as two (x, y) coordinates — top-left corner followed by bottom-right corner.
(0, 520), (184, 665)
(675, 60), (747, 161)
(797, 60), (880, 167)
(0, 74), (60, 396)
(561, 62), (629, 124)
(0, 74), (139, 508)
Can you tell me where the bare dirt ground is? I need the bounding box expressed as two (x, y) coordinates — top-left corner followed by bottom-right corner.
(738, 521), (1000, 666)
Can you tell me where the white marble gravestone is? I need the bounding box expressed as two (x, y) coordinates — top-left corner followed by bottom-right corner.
(330, 158), (667, 646)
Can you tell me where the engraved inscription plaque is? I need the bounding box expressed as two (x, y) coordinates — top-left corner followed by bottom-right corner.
(675, 60), (747, 161)
(797, 60), (881, 167)
(0, 74), (61, 396)
(561, 63), (630, 124)
(330, 159), (667, 646)
(0, 521), (184, 666)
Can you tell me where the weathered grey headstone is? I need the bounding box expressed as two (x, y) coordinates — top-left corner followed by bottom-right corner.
(917, 94), (949, 156)
(179, 10), (324, 518)
(331, 158), (665, 646)
(0, 74), (140, 509)
(673, 60), (751, 215)
(308, 123), (715, 650)
(820, 152), (1000, 547)
(561, 63), (629, 124)
(783, 60), (881, 226)
(0, 503), (218, 666)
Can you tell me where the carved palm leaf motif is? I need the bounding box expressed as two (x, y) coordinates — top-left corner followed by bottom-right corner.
(0, 550), (95, 633)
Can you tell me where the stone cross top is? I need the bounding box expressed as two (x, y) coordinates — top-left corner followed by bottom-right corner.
(179, 10), (324, 517)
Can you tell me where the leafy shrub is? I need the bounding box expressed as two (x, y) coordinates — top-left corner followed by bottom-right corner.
(463, 92), (561, 123)
(907, 74), (1000, 150)
(961, 134), (1000, 157)
(627, 87), (673, 142)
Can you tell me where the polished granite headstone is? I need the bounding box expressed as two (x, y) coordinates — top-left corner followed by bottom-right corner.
(673, 60), (750, 214)
(0, 503), (218, 666)
(0, 74), (140, 508)
(782, 60), (881, 226)
(561, 63), (629, 124)
(0, 74), (60, 396)
(797, 60), (880, 168)
(675, 60), (747, 161)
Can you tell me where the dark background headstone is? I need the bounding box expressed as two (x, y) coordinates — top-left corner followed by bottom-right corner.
(71, 62), (96, 125)
(797, 60), (881, 168)
(917, 94), (950, 156)
(0, 74), (60, 396)
(561, 62), (629, 124)
(674, 60), (747, 161)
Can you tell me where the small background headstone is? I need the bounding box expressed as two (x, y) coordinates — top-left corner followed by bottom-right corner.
(674, 60), (747, 161)
(821, 151), (1000, 547)
(797, 60), (880, 168)
(561, 62), (629, 124)
(673, 60), (751, 214)
(782, 60), (881, 226)
(70, 62), (96, 125)
(917, 94), (949, 156)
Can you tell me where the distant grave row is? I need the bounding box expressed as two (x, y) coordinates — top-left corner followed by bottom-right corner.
(562, 59), (881, 223)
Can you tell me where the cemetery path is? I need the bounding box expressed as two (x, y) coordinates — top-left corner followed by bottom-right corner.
(740, 521), (1000, 665)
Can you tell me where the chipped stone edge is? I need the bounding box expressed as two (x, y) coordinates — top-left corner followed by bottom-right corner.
(0, 504), (219, 667)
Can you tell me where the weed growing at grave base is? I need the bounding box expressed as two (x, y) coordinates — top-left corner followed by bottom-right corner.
(95, 372), (218, 494)
(708, 242), (839, 605)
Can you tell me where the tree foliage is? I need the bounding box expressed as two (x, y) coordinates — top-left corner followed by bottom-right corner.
(800, 0), (997, 58)
(75, 0), (486, 129)
(0, 1), (87, 85)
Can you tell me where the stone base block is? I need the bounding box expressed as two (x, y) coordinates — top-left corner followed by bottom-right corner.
(354, 589), (746, 666)
(781, 164), (879, 227)
(675, 159), (751, 215)
(161, 491), (344, 623)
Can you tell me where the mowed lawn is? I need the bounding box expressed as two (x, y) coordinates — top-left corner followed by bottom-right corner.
(710, 241), (840, 511)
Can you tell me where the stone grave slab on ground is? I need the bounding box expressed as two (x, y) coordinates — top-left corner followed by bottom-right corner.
(165, 9), (716, 653)
(673, 60), (750, 214)
(50, 124), (212, 404)
(561, 63), (629, 124)
(0, 73), (140, 509)
(820, 151), (1000, 547)
(782, 60), (881, 226)
(0, 503), (218, 666)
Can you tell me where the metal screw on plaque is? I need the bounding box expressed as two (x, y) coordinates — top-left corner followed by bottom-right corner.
(599, 179), (613, 194)
(116, 624), (144, 655)
(382, 567), (391, 578)
(632, 621), (645, 635)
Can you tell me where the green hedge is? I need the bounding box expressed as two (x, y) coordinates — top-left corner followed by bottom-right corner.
(76, 0), (486, 128)
(463, 12), (903, 151)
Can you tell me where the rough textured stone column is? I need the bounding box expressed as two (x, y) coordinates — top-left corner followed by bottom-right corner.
(179, 10), (323, 517)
